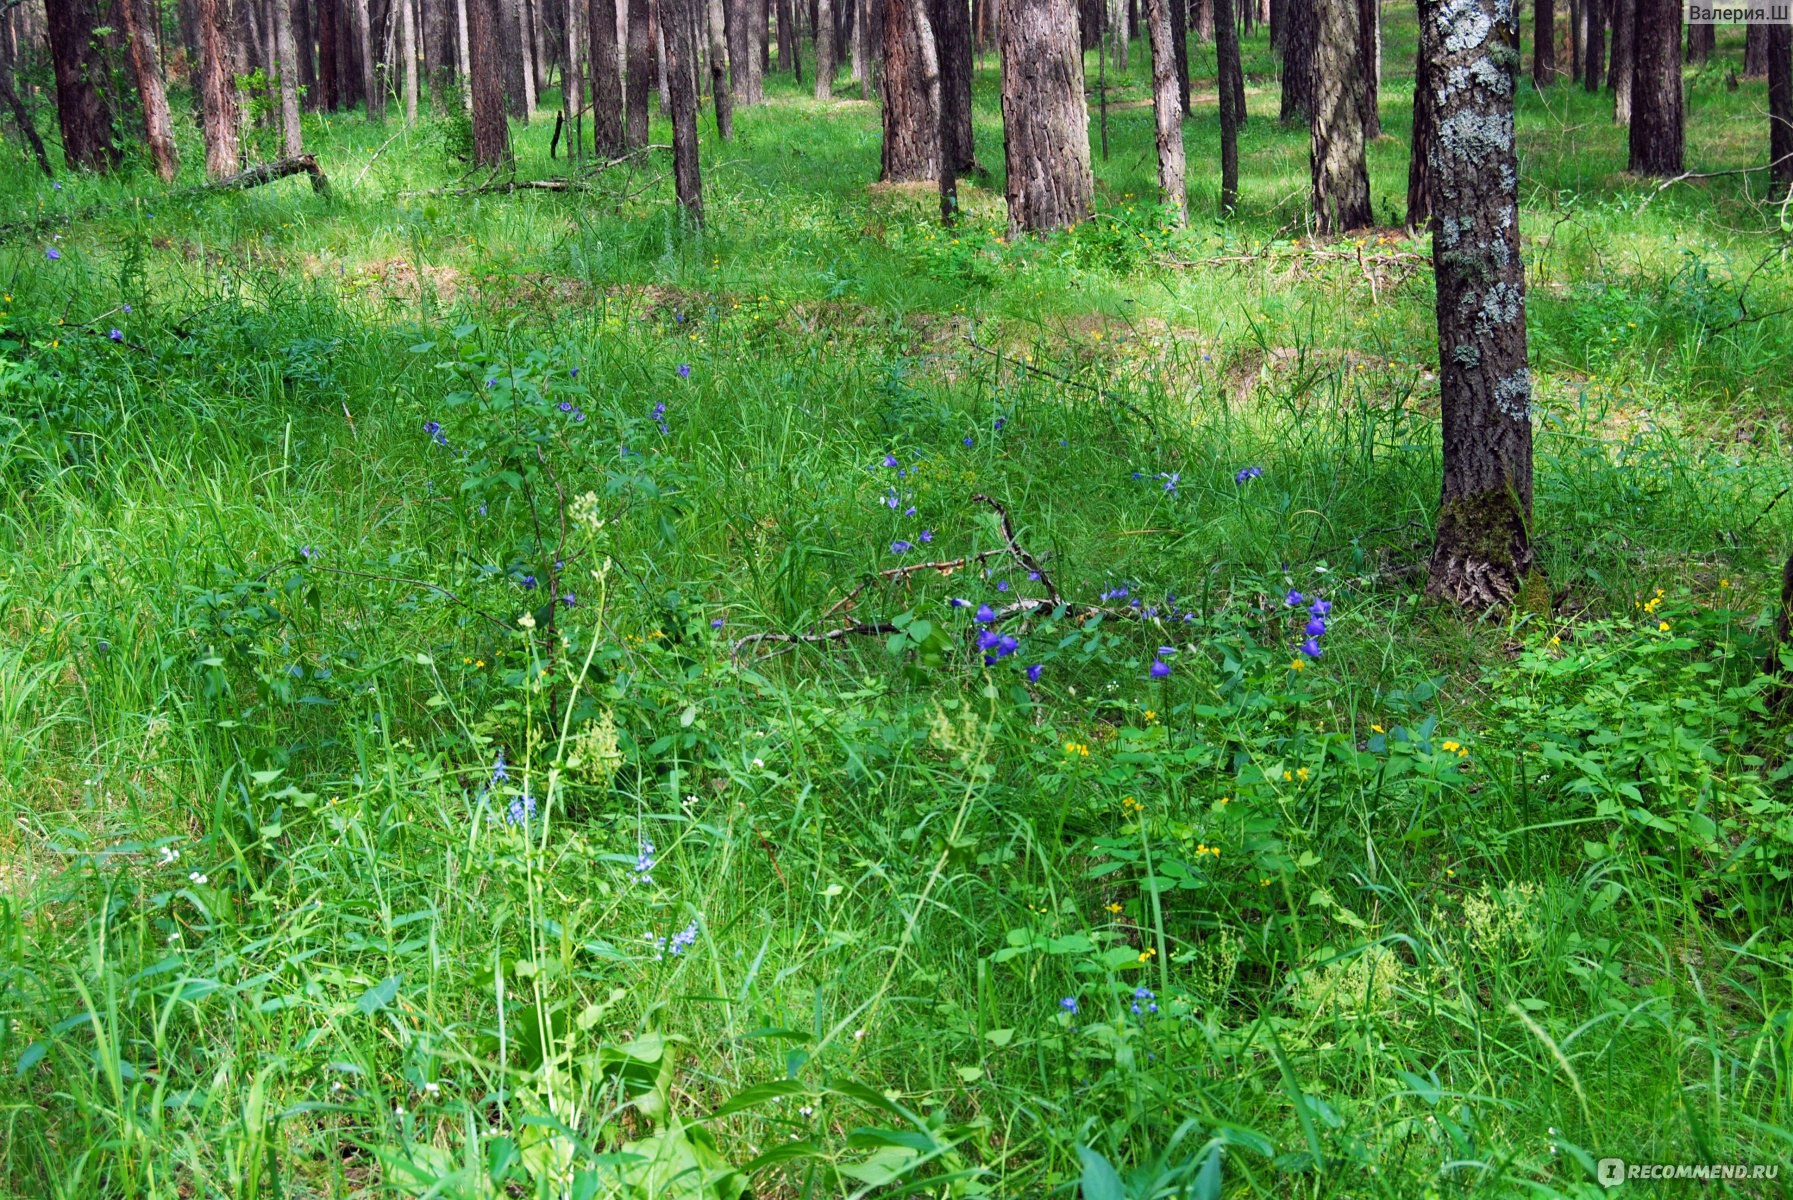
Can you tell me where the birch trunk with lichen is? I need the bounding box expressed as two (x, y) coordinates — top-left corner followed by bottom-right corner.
(1417, 0), (1534, 608)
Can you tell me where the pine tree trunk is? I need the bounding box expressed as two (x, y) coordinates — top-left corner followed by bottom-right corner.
(1193, 0), (1212, 39)
(356, 0), (380, 116)
(297, 0), (318, 102)
(455, 0), (470, 92)
(0, 26), (55, 176)
(561, 0), (580, 147)
(656, 10), (671, 113)
(881, 0), (939, 178)
(471, 0), (514, 162)
(728, 0), (763, 99)
(998, 0), (1093, 233)
(320, 0), (342, 106)
(198, 0), (241, 176)
(1533, 0), (1555, 83)
(46, 0), (121, 170)
(273, 0), (304, 147)
(1279, 0), (1313, 121)
(521, 0), (540, 111)
(120, 0), (179, 179)
(776, 0), (795, 67)
(1418, 0), (1533, 608)
(1358, 0), (1377, 137)
(708, 0), (734, 131)
(1770, 22), (1792, 192)
(1581, 0), (1601, 89)
(500, 0), (528, 114)
(1406, 25), (1433, 228)
(814, 0), (832, 95)
(665, 0), (703, 219)
(933, 0), (972, 170)
(1685, 18), (1710, 64)
(627, 0), (651, 135)
(1311, 0), (1368, 232)
(1568, 0), (1580, 78)
(1628, 0), (1682, 174)
(1169, 0), (1190, 113)
(1143, 0), (1185, 222)
(1744, 20), (1765, 78)
(1609, 0), (1631, 121)
(1217, 0), (1241, 209)
(858, 0), (874, 96)
(591, 0), (625, 148)
(401, 0), (418, 122)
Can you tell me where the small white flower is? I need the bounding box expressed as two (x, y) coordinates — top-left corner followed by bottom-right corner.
(159, 846), (179, 865)
(332, 1081), (344, 1092)
(853, 1028), (866, 1041)
(517, 612), (537, 630)
(799, 1105), (814, 1117)
(188, 872), (207, 885)
(424, 1082), (439, 1094)
(394, 1104), (405, 1116)
(751, 757), (765, 770)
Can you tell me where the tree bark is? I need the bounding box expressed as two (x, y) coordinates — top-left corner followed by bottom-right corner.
(198, 0), (241, 177)
(591, 0), (625, 148)
(858, 0), (875, 96)
(728, 0), (764, 99)
(1533, 0), (1554, 83)
(881, 0), (939, 179)
(1744, 20), (1766, 78)
(1685, 17), (1710, 64)
(1609, 0), (1631, 121)
(46, 0), (121, 170)
(1193, 0), (1212, 38)
(814, 0), (833, 95)
(1311, 0), (1369, 232)
(1628, 0), (1682, 175)
(120, 0), (179, 179)
(1144, 0), (1185, 222)
(275, 0), (306, 148)
(470, 0), (514, 163)
(708, 0), (734, 131)
(627, 0), (652, 136)
(320, 0), (342, 106)
(1216, 0), (1241, 210)
(1418, 0), (1534, 608)
(1169, 0), (1190, 113)
(401, 0), (418, 122)
(1358, 0), (1378, 137)
(355, 0), (381, 116)
(1592, 0), (1606, 88)
(1568, 0), (1580, 78)
(455, 0), (471, 95)
(1279, 0), (1313, 121)
(998, 0), (1093, 233)
(934, 0), (972, 170)
(656, 9), (671, 114)
(1406, 23), (1434, 228)
(665, 0), (703, 220)
(776, 0), (795, 68)
(1771, 22), (1792, 192)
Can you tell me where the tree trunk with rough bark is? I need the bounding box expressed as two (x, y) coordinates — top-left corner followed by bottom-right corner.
(1771, 22), (1792, 192)
(626, 0), (651, 135)
(728, 0), (764, 99)
(707, 0), (734, 132)
(934, 0), (972, 171)
(814, 0), (833, 94)
(355, 0), (381, 116)
(1685, 17), (1710, 64)
(1581, 0), (1601, 89)
(591, 0), (625, 149)
(401, 0), (418, 122)
(1609, 0), (1631, 121)
(46, 0), (121, 170)
(276, 0), (306, 147)
(1311, 0), (1369, 232)
(1217, 0), (1241, 209)
(1280, 0), (1313, 121)
(1628, 0), (1681, 174)
(1744, 20), (1766, 78)
(998, 0), (1093, 233)
(1568, 0), (1580, 77)
(1358, 0), (1378, 137)
(198, 0), (241, 177)
(881, 0), (939, 179)
(1169, 0), (1190, 113)
(121, 0), (179, 179)
(320, 0), (342, 106)
(1533, 0), (1554, 82)
(1194, 0), (1212, 39)
(1417, 0), (1534, 608)
(776, 0), (795, 69)
(1406, 25), (1433, 228)
(665, 0), (702, 219)
(1144, 0), (1185, 221)
(470, 0), (514, 163)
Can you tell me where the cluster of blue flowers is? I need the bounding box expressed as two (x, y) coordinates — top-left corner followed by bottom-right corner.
(875, 454), (931, 554)
(631, 840), (656, 885)
(1131, 986), (1159, 1016)
(649, 920), (700, 959)
(556, 400), (588, 422)
(422, 419), (449, 447)
(505, 791), (537, 825)
(652, 401), (668, 435)
(1286, 590), (1332, 657)
(1235, 465), (1264, 485)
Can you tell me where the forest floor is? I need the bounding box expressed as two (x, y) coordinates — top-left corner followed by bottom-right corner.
(3, 8), (1793, 1199)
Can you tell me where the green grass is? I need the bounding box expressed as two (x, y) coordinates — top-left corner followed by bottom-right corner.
(2, 8), (1793, 1198)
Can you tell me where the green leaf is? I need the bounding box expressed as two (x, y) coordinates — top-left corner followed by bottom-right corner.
(1076, 1145), (1127, 1200)
(709, 1078), (810, 1119)
(355, 975), (402, 1015)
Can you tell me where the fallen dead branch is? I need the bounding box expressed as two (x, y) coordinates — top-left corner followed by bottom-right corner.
(730, 493), (1127, 659)
(398, 147), (668, 198)
(207, 153), (330, 194)
(962, 336), (1160, 437)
